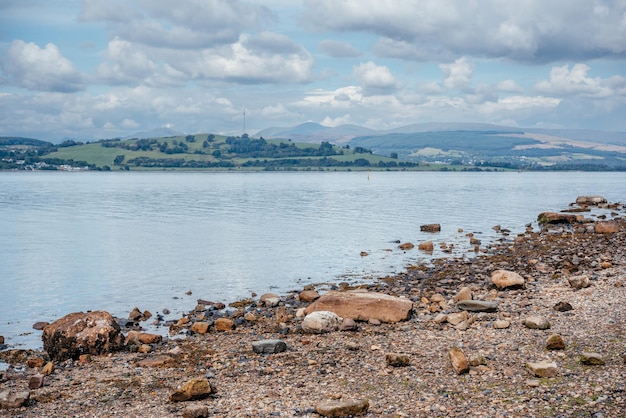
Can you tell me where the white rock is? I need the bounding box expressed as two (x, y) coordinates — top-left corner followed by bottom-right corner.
(301, 311), (342, 334)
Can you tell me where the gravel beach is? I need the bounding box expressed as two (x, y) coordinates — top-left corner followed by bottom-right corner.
(1, 199), (625, 417)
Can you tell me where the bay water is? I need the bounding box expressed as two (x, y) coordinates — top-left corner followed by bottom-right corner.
(1, 171), (624, 349)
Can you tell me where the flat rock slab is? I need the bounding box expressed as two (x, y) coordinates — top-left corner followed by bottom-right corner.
(304, 291), (413, 323)
(252, 339), (288, 354)
(315, 399), (369, 417)
(170, 378), (216, 402)
(457, 300), (498, 312)
(526, 361), (558, 378)
(0, 390), (30, 409)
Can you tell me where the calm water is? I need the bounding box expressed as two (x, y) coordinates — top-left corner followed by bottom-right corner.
(1, 171), (624, 349)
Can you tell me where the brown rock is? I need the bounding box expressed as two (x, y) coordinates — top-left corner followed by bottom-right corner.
(545, 334), (565, 350)
(315, 399), (369, 417)
(398, 242), (414, 250)
(553, 301), (573, 312)
(523, 315), (551, 330)
(128, 307), (143, 321)
(454, 287), (473, 302)
(189, 322), (210, 334)
(580, 352), (605, 365)
(32, 321), (49, 330)
(42, 311), (125, 362)
(29, 373), (44, 389)
(449, 347), (470, 375)
(493, 319), (511, 329)
(538, 212), (583, 224)
(595, 221), (619, 233)
(385, 353), (410, 367)
(418, 241), (434, 252)
(420, 223), (441, 232)
(567, 274), (590, 290)
(526, 361), (558, 378)
(170, 378), (216, 402)
(26, 356), (45, 368)
(182, 404), (210, 418)
(299, 290), (320, 302)
(576, 195), (607, 205)
(127, 331), (163, 345)
(41, 362), (55, 376)
(0, 390), (30, 409)
(446, 311), (469, 326)
(215, 318), (235, 331)
(304, 291), (413, 323)
(491, 269), (525, 290)
(135, 355), (175, 368)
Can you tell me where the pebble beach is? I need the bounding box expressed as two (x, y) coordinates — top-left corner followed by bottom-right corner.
(1, 197), (625, 417)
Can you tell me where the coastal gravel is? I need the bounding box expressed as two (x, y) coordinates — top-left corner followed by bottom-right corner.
(1, 207), (625, 417)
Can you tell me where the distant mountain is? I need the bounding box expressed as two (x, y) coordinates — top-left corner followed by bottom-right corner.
(382, 122), (525, 134)
(256, 122), (377, 143)
(124, 127), (184, 140)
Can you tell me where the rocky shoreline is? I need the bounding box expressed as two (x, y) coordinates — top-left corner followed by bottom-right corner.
(2, 196), (626, 417)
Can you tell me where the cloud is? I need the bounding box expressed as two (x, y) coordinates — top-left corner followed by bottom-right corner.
(2, 40), (84, 92)
(81, 0), (274, 49)
(352, 61), (399, 95)
(317, 40), (361, 58)
(534, 63), (626, 98)
(303, 0), (626, 62)
(97, 38), (157, 85)
(440, 57), (473, 90)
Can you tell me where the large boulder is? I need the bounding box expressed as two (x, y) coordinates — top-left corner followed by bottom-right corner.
(42, 311), (125, 361)
(304, 291), (412, 323)
(595, 221), (619, 233)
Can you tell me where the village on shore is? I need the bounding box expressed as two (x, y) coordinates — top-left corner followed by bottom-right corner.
(1, 196), (625, 417)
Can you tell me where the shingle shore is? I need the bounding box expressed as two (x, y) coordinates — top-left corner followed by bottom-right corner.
(1, 200), (625, 417)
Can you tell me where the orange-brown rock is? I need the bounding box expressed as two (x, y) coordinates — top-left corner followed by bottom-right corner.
(170, 378), (216, 402)
(304, 291), (412, 323)
(299, 290), (320, 302)
(189, 322), (210, 334)
(127, 331), (163, 345)
(135, 355), (175, 368)
(418, 241), (434, 252)
(215, 318), (235, 331)
(398, 242), (414, 250)
(595, 221), (619, 233)
(42, 311), (125, 362)
(420, 223), (441, 232)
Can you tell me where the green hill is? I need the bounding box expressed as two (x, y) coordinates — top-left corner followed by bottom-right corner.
(43, 133), (414, 171)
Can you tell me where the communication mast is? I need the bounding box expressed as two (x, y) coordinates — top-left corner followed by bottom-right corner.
(243, 108), (246, 136)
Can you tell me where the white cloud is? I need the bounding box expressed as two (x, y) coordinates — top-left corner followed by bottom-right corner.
(303, 0), (626, 62)
(440, 57), (473, 90)
(97, 38), (157, 85)
(3, 40), (84, 92)
(318, 40), (361, 58)
(534, 63), (626, 98)
(352, 61), (399, 94)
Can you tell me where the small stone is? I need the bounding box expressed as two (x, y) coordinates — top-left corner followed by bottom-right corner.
(182, 404), (209, 418)
(491, 270), (525, 290)
(622, 353), (626, 363)
(252, 339), (288, 354)
(446, 311), (469, 326)
(457, 300), (498, 312)
(580, 352), (605, 365)
(454, 287), (473, 302)
(315, 399), (369, 417)
(398, 242), (414, 250)
(128, 307), (143, 321)
(385, 353), (410, 367)
(259, 293), (281, 307)
(449, 347), (470, 375)
(244, 312), (257, 321)
(526, 361), (558, 378)
(170, 378), (216, 402)
(339, 318), (358, 331)
(545, 334), (565, 350)
(79, 354), (91, 364)
(430, 293), (444, 303)
(0, 390), (30, 409)
(215, 318), (234, 331)
(567, 274), (590, 290)
(41, 362), (54, 376)
(468, 353), (486, 367)
(418, 241), (434, 252)
(32, 321), (49, 330)
(190, 322), (210, 334)
(553, 301), (573, 312)
(26, 357), (45, 368)
(299, 290), (320, 302)
(601, 261), (612, 269)
(138, 344), (152, 353)
(523, 315), (551, 330)
(420, 223), (441, 232)
(29, 373), (45, 389)
(135, 355), (174, 368)
(493, 320), (510, 329)
(302, 311), (342, 334)
(526, 379), (540, 387)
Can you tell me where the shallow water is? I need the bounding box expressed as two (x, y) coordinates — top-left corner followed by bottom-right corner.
(1, 170), (624, 349)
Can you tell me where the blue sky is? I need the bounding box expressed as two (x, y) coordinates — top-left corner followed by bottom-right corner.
(1, 0), (625, 141)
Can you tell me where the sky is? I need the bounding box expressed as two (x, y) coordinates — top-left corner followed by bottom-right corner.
(1, 0), (626, 141)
